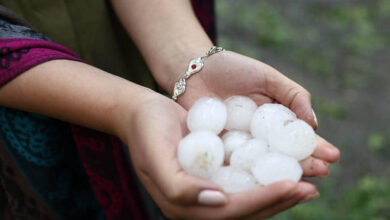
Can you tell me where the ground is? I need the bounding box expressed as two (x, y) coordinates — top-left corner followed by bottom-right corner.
(216, 0), (390, 219)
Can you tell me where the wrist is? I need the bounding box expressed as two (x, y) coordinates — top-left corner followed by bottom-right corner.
(150, 40), (214, 94)
(112, 83), (159, 143)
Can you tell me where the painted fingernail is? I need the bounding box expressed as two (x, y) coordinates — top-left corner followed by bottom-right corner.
(300, 191), (320, 204)
(198, 190), (227, 206)
(312, 109), (318, 128)
(319, 161), (329, 178)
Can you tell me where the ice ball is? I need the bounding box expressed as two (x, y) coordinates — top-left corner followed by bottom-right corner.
(222, 130), (252, 162)
(250, 103), (296, 142)
(230, 139), (269, 171)
(187, 97), (227, 134)
(224, 96), (257, 131)
(268, 119), (317, 160)
(210, 166), (257, 193)
(178, 131), (224, 178)
(251, 152), (302, 185)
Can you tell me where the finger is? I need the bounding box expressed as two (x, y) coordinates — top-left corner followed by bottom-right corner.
(300, 157), (329, 177)
(312, 135), (340, 163)
(135, 156), (228, 219)
(247, 183), (318, 219)
(245, 198), (300, 220)
(147, 139), (226, 206)
(145, 130), (225, 206)
(263, 66), (317, 129)
(190, 180), (299, 219)
(141, 176), (298, 219)
(247, 94), (274, 106)
(145, 179), (302, 219)
(132, 100), (225, 206)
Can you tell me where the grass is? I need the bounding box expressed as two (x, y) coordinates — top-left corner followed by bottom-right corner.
(312, 98), (348, 120)
(216, 0), (390, 219)
(271, 176), (390, 220)
(217, 0), (388, 88)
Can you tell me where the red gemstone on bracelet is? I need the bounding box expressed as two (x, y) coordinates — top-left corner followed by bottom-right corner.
(191, 64), (197, 69)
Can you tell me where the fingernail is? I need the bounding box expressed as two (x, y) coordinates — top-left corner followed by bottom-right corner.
(198, 190), (227, 206)
(300, 191), (320, 204)
(318, 161), (329, 178)
(328, 146), (340, 156)
(323, 160), (329, 167)
(312, 109), (318, 128)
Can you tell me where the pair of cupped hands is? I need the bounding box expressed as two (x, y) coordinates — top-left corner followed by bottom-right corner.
(124, 51), (340, 219)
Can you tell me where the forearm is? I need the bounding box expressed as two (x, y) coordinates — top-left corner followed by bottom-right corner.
(0, 59), (155, 139)
(110, 0), (213, 93)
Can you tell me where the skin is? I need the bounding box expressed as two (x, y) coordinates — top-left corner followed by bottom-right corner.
(111, 0), (339, 218)
(0, 0), (340, 219)
(128, 96), (321, 219)
(0, 60), (321, 219)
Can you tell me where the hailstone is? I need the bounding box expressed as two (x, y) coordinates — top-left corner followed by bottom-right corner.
(251, 152), (302, 185)
(210, 166), (257, 193)
(224, 96), (257, 131)
(178, 96), (321, 192)
(187, 97), (227, 134)
(268, 119), (317, 160)
(178, 131), (224, 178)
(230, 139), (269, 171)
(222, 130), (252, 162)
(250, 103), (296, 142)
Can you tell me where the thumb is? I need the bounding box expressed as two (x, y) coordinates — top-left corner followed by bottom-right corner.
(264, 67), (318, 129)
(145, 136), (227, 206)
(152, 155), (227, 206)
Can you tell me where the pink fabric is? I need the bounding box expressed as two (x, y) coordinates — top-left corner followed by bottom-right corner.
(0, 38), (148, 220)
(191, 0), (217, 44)
(71, 126), (149, 220)
(0, 3), (217, 217)
(0, 39), (82, 86)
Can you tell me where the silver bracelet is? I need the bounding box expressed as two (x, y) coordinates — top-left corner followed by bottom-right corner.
(172, 46), (225, 101)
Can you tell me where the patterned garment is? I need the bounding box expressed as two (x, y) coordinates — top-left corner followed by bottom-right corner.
(0, 29), (150, 220)
(0, 35), (108, 219)
(0, 1), (216, 219)
(0, 108), (106, 220)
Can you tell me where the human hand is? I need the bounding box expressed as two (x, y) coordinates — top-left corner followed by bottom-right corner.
(122, 93), (318, 219)
(173, 51), (340, 178)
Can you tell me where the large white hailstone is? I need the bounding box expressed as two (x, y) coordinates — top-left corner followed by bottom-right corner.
(230, 139), (269, 171)
(210, 166), (257, 193)
(177, 131), (224, 178)
(251, 152), (302, 185)
(250, 103), (296, 141)
(222, 130), (252, 162)
(187, 97), (227, 134)
(268, 119), (317, 161)
(224, 96), (257, 131)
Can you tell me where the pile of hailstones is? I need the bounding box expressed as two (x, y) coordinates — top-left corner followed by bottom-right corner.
(178, 96), (317, 194)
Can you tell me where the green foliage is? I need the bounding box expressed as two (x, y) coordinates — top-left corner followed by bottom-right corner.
(271, 176), (390, 220)
(253, 4), (293, 49)
(312, 98), (348, 120)
(216, 0), (390, 219)
(378, 0), (390, 19)
(240, 1), (387, 87)
(340, 6), (387, 53)
(289, 47), (333, 77)
(368, 132), (386, 152)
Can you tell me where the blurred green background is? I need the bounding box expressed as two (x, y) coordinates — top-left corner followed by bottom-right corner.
(215, 0), (390, 219)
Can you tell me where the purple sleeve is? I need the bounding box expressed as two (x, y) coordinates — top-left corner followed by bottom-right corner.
(0, 38), (149, 219)
(0, 3), (216, 218)
(0, 38), (83, 87)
